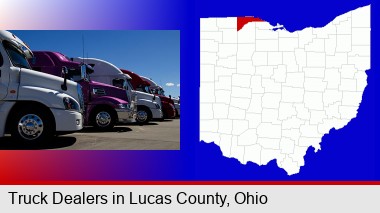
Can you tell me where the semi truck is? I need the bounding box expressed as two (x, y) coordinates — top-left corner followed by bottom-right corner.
(28, 51), (136, 130)
(120, 69), (173, 121)
(72, 58), (163, 124)
(140, 76), (178, 118)
(0, 31), (83, 143)
(119, 69), (163, 123)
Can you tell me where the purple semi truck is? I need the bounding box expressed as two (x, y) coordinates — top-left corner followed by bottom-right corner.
(28, 51), (136, 130)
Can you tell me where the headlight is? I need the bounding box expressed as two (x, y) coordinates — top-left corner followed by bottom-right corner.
(117, 103), (130, 109)
(63, 97), (80, 111)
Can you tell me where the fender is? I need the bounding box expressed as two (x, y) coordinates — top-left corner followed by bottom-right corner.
(137, 99), (159, 109)
(85, 96), (128, 124)
(162, 102), (176, 118)
(17, 86), (78, 109)
(160, 96), (174, 105)
(0, 101), (15, 137)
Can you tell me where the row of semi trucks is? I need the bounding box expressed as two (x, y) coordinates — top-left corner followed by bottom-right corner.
(0, 31), (180, 144)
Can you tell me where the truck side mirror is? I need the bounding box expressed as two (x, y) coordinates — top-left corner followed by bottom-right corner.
(84, 64), (94, 74)
(80, 64), (88, 80)
(153, 95), (156, 101)
(61, 66), (68, 91)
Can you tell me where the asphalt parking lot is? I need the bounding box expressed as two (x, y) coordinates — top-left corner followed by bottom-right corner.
(0, 119), (180, 150)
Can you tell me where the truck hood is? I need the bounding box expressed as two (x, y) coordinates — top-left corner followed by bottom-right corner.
(159, 95), (174, 105)
(89, 80), (128, 103)
(133, 90), (161, 106)
(20, 68), (80, 104)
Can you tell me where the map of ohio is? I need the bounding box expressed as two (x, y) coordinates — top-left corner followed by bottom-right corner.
(200, 5), (371, 175)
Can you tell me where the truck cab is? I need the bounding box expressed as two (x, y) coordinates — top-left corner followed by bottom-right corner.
(29, 51), (136, 130)
(140, 76), (177, 119)
(120, 69), (163, 123)
(0, 31), (83, 143)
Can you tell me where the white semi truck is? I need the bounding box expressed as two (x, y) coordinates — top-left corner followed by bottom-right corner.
(72, 58), (162, 124)
(0, 31), (83, 143)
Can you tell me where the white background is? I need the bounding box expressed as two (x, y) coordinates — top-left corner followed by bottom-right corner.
(0, 185), (379, 212)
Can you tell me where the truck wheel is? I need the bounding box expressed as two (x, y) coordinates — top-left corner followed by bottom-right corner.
(92, 108), (116, 130)
(136, 107), (152, 124)
(10, 106), (54, 144)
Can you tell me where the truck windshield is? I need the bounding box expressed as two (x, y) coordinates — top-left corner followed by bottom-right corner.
(151, 88), (165, 96)
(68, 67), (88, 82)
(113, 78), (134, 91)
(3, 41), (31, 69)
(113, 78), (125, 89)
(144, 86), (150, 93)
(159, 89), (165, 96)
(137, 85), (150, 93)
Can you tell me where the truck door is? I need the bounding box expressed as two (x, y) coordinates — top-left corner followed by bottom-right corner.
(0, 51), (8, 100)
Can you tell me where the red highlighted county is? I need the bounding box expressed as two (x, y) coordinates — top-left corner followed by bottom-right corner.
(237, 17), (264, 31)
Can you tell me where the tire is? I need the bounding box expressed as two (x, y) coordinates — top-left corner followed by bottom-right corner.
(136, 106), (152, 124)
(10, 106), (54, 144)
(91, 107), (116, 130)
